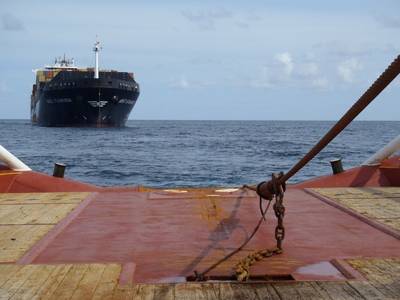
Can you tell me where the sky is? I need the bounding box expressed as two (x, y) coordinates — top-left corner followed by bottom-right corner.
(0, 0), (399, 120)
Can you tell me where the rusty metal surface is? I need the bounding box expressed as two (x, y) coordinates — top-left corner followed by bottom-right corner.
(194, 173), (288, 282)
(0, 167), (399, 299)
(22, 188), (399, 284)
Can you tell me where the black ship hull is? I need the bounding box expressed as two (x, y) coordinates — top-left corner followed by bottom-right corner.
(36, 87), (138, 127)
(31, 71), (140, 127)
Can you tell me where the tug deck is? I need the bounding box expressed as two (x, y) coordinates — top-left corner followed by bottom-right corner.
(0, 184), (398, 299)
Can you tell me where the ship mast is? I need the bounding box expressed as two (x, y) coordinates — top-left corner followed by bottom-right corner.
(93, 40), (101, 79)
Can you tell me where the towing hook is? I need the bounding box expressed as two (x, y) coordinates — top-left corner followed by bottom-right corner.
(256, 180), (273, 200)
(256, 173), (286, 201)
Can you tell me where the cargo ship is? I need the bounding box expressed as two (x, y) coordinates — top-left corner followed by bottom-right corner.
(30, 41), (140, 127)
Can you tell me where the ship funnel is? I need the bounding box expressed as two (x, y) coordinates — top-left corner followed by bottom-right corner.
(93, 40), (101, 79)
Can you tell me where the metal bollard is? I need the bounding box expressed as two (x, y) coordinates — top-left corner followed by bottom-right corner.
(53, 163), (66, 178)
(330, 159), (344, 175)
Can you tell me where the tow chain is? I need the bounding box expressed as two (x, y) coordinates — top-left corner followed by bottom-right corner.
(235, 247), (282, 281)
(272, 173), (286, 250)
(193, 173), (286, 282)
(235, 172), (286, 281)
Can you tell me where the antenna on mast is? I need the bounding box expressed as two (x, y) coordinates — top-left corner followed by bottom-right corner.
(93, 37), (101, 79)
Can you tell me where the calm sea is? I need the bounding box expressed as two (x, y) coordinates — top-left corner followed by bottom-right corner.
(0, 120), (399, 187)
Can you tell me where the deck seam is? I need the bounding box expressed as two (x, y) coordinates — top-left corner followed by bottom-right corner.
(330, 259), (365, 280)
(4, 174), (18, 193)
(119, 262), (136, 285)
(304, 188), (400, 240)
(16, 192), (98, 264)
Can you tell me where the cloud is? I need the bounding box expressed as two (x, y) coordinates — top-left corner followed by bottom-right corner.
(298, 62), (330, 89)
(251, 53), (331, 90)
(275, 52), (293, 76)
(337, 58), (362, 83)
(170, 75), (190, 89)
(251, 54), (301, 88)
(1, 13), (24, 31)
(181, 8), (232, 30)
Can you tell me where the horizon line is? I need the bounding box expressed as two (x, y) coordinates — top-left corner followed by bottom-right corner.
(1, 118), (399, 122)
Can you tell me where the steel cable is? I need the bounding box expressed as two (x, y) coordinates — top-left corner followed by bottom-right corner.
(281, 54), (400, 184)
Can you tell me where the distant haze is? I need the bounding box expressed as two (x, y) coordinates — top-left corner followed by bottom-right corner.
(0, 0), (399, 120)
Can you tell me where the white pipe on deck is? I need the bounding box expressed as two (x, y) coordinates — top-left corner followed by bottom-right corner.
(362, 135), (400, 166)
(0, 145), (31, 171)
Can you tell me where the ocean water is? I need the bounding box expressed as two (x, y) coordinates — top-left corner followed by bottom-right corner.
(0, 120), (399, 188)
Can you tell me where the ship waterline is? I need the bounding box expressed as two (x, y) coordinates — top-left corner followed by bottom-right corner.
(36, 84), (138, 127)
(31, 42), (140, 127)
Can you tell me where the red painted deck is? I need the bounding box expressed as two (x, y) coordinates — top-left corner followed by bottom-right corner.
(0, 156), (399, 287)
(17, 187), (398, 284)
(0, 158), (399, 298)
(294, 156), (400, 188)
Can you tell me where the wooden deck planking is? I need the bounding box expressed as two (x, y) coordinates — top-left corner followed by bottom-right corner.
(311, 187), (400, 232)
(0, 265), (21, 287)
(348, 259), (400, 299)
(346, 280), (387, 299)
(0, 204), (80, 225)
(253, 284), (281, 300)
(49, 264), (89, 300)
(0, 193), (89, 263)
(175, 283), (221, 300)
(70, 264), (106, 300)
(0, 265), (39, 299)
(315, 281), (365, 299)
(131, 285), (156, 300)
(221, 283), (260, 300)
(0, 193), (89, 205)
(91, 264), (121, 300)
(311, 187), (400, 197)
(112, 285), (134, 300)
(10, 265), (54, 300)
(147, 284), (175, 300)
(36, 265), (73, 300)
(0, 259), (397, 299)
(290, 281), (329, 299)
(271, 283), (303, 300)
(0, 225), (52, 262)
